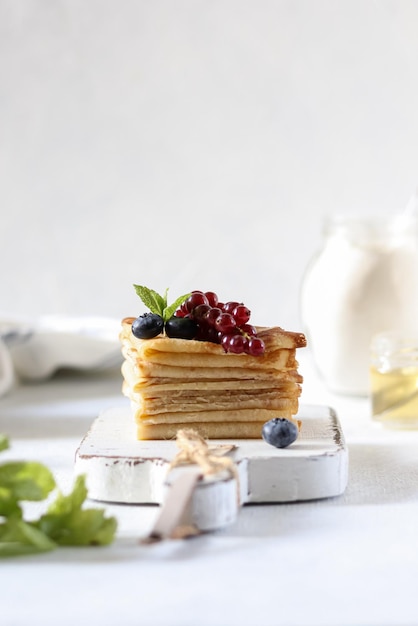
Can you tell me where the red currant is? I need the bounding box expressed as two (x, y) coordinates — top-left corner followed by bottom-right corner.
(232, 305), (251, 326)
(185, 292), (209, 312)
(179, 301), (189, 315)
(223, 301), (240, 315)
(204, 291), (219, 307)
(220, 334), (233, 352)
(246, 337), (265, 356)
(203, 307), (223, 326)
(192, 304), (211, 320)
(240, 323), (257, 336)
(214, 312), (237, 333)
(227, 334), (248, 354)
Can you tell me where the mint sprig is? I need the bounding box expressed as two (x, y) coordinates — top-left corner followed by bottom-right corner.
(0, 437), (117, 557)
(133, 285), (191, 322)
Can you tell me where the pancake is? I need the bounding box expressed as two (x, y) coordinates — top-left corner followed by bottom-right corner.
(135, 420), (295, 440)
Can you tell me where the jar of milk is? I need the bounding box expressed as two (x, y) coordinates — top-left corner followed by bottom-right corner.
(300, 215), (418, 395)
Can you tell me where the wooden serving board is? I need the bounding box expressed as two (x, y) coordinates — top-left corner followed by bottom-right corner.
(75, 404), (348, 507)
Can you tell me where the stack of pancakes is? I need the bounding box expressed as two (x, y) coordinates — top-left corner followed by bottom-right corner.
(120, 317), (307, 440)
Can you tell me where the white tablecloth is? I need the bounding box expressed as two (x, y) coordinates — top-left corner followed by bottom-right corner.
(1, 352), (418, 626)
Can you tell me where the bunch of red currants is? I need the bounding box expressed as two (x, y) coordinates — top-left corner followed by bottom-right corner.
(175, 290), (265, 356)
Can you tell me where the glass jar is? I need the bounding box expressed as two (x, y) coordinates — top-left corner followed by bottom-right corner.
(300, 215), (418, 395)
(370, 330), (418, 428)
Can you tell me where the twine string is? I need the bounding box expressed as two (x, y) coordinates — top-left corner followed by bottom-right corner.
(169, 428), (240, 504)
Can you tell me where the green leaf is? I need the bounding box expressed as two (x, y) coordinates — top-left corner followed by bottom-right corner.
(162, 287), (169, 308)
(0, 441), (117, 557)
(38, 508), (117, 547)
(133, 284), (192, 323)
(163, 292), (192, 322)
(0, 486), (23, 518)
(0, 435), (9, 453)
(35, 474), (117, 547)
(46, 473), (88, 515)
(0, 519), (56, 557)
(133, 285), (166, 316)
(0, 461), (56, 502)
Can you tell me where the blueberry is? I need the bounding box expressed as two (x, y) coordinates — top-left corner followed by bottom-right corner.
(262, 418), (298, 448)
(132, 313), (164, 339)
(165, 316), (198, 339)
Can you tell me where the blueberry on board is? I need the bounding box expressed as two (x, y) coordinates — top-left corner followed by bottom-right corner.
(262, 418), (298, 449)
(132, 313), (164, 339)
(165, 316), (198, 339)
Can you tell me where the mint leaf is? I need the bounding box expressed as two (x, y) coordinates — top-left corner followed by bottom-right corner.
(0, 435), (9, 453)
(0, 439), (117, 557)
(35, 474), (117, 547)
(0, 519), (56, 557)
(163, 292), (191, 321)
(162, 287), (169, 308)
(0, 486), (23, 518)
(0, 461), (56, 502)
(133, 285), (191, 322)
(133, 285), (166, 316)
(0, 461), (56, 520)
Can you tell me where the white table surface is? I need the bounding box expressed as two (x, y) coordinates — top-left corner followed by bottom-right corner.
(2, 351), (418, 626)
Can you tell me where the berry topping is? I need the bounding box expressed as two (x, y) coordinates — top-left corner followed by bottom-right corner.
(245, 336), (265, 356)
(192, 303), (211, 321)
(262, 418), (299, 448)
(132, 313), (164, 339)
(214, 312), (237, 334)
(185, 291), (209, 312)
(132, 285), (266, 355)
(177, 290), (265, 355)
(165, 316), (198, 339)
(203, 307), (223, 325)
(223, 301), (240, 315)
(224, 333), (248, 354)
(232, 304), (251, 326)
(240, 323), (257, 336)
(204, 291), (219, 307)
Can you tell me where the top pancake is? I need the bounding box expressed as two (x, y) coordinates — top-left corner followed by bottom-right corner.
(120, 317), (306, 372)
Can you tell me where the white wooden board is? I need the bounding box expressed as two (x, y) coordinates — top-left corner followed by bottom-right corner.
(75, 404), (348, 508)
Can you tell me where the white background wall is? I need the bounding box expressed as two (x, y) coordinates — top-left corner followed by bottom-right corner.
(1, 0), (418, 330)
